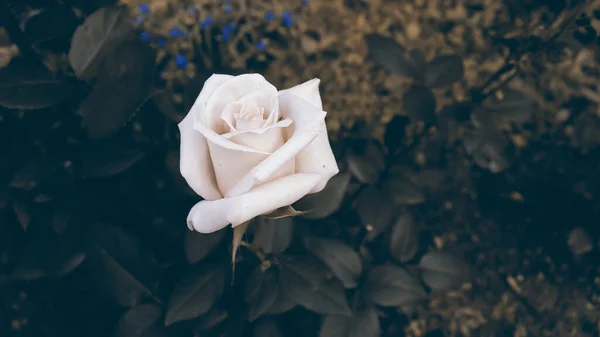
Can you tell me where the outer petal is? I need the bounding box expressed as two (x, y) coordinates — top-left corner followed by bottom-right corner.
(279, 78), (323, 110)
(278, 78), (338, 193)
(187, 173), (321, 233)
(178, 74), (234, 200)
(225, 92), (325, 198)
(177, 112), (222, 200)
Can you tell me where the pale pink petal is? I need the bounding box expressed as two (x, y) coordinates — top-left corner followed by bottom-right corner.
(279, 78), (323, 110)
(192, 114), (270, 155)
(278, 78), (338, 193)
(177, 113), (222, 200)
(220, 102), (243, 132)
(188, 74), (234, 125)
(293, 122), (339, 193)
(225, 92), (325, 198)
(205, 74), (278, 132)
(187, 173), (321, 233)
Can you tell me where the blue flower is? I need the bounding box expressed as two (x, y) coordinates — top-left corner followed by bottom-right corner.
(135, 17), (144, 24)
(138, 3), (150, 14)
(175, 54), (187, 69)
(282, 11), (293, 27)
(169, 27), (184, 38)
(223, 0), (231, 3)
(225, 21), (236, 31)
(140, 31), (153, 41)
(302, 0), (309, 6)
(265, 11), (275, 21)
(201, 17), (213, 29)
(222, 30), (232, 41)
(156, 39), (166, 47)
(224, 5), (232, 13)
(256, 41), (267, 51)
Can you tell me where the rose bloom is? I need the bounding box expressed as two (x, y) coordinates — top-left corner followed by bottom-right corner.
(179, 74), (339, 233)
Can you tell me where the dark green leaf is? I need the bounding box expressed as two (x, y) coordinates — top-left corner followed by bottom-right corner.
(165, 263), (226, 326)
(408, 50), (426, 69)
(265, 283), (296, 315)
(68, 6), (135, 80)
(346, 153), (380, 184)
(253, 320), (283, 337)
(295, 172), (351, 219)
(245, 267), (279, 322)
(568, 227), (593, 256)
(9, 152), (66, 190)
(319, 308), (380, 337)
(253, 217), (293, 255)
(304, 237), (362, 289)
(87, 224), (160, 307)
(367, 265), (427, 307)
(279, 255), (351, 316)
(195, 309), (229, 331)
(79, 39), (156, 138)
(114, 304), (162, 337)
(9, 221), (85, 281)
(79, 136), (149, 177)
(463, 126), (509, 174)
(185, 230), (226, 264)
(390, 213), (419, 263)
(384, 115), (409, 154)
(365, 34), (423, 79)
(353, 187), (397, 241)
(419, 251), (468, 291)
(0, 58), (72, 109)
(384, 176), (425, 206)
(403, 84), (436, 123)
(24, 6), (79, 49)
(488, 89), (534, 122)
(423, 54), (464, 88)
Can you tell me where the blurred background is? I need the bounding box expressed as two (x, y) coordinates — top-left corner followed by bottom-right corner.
(1, 0), (600, 336)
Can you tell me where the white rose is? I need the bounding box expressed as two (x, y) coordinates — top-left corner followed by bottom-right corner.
(179, 74), (339, 233)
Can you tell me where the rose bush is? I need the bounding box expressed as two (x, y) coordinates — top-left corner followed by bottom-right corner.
(179, 74), (339, 233)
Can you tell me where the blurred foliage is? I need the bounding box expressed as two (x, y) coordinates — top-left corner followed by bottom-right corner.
(1, 0), (600, 337)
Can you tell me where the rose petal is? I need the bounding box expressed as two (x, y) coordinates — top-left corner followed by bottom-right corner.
(278, 78), (338, 193)
(178, 113), (222, 200)
(234, 118), (265, 131)
(188, 74), (234, 125)
(187, 173), (321, 233)
(223, 118), (293, 139)
(192, 112), (270, 155)
(221, 102), (243, 132)
(225, 92), (326, 198)
(205, 74), (278, 133)
(279, 78), (323, 110)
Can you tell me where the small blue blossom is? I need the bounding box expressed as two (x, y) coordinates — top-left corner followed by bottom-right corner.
(256, 41), (267, 51)
(302, 0), (309, 6)
(282, 11), (293, 27)
(169, 27), (187, 38)
(224, 5), (232, 13)
(140, 31), (153, 41)
(225, 22), (236, 31)
(222, 30), (232, 41)
(138, 3), (150, 14)
(201, 17), (213, 29)
(223, 0), (231, 3)
(265, 11), (275, 21)
(175, 54), (187, 69)
(156, 39), (166, 47)
(135, 16), (144, 24)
